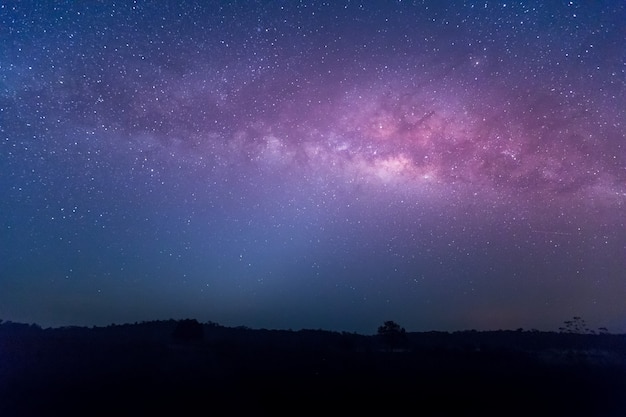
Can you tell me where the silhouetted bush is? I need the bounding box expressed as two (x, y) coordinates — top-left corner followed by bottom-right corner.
(377, 320), (408, 350)
(171, 319), (204, 342)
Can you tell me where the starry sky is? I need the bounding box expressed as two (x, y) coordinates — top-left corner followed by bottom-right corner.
(1, 1), (625, 333)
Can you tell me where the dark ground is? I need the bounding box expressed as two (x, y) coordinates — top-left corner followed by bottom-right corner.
(1, 320), (625, 416)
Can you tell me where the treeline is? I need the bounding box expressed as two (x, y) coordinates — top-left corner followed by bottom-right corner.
(1, 319), (625, 416)
(1, 318), (624, 354)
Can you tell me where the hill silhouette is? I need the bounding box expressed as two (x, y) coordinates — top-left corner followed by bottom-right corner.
(1, 319), (625, 416)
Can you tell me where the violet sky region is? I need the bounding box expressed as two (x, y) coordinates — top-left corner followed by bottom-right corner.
(1, 1), (625, 333)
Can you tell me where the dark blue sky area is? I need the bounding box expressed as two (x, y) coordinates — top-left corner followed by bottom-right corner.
(1, 1), (625, 333)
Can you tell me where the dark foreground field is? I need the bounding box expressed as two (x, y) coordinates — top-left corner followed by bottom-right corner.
(1, 320), (625, 416)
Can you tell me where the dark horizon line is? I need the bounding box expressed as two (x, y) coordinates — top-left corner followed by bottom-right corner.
(1, 317), (619, 336)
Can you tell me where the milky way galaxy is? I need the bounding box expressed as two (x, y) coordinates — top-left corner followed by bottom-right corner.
(1, 1), (625, 333)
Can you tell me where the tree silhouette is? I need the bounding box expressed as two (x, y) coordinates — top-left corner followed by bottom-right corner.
(559, 316), (592, 334)
(597, 327), (609, 335)
(377, 320), (408, 351)
(172, 319), (204, 342)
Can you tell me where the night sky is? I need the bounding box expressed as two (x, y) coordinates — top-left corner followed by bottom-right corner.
(1, 1), (625, 334)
